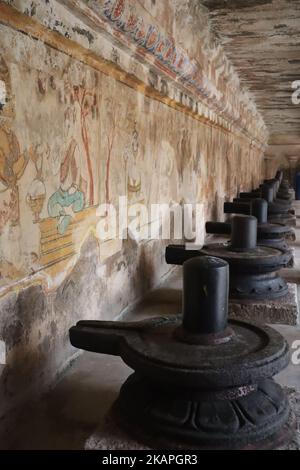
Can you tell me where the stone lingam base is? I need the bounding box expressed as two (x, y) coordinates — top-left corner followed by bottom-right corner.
(287, 247), (295, 268)
(229, 283), (299, 326)
(270, 214), (297, 228)
(285, 230), (296, 243)
(289, 215), (297, 228)
(85, 388), (299, 451)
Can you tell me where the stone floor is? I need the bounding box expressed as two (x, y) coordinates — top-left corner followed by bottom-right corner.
(3, 221), (300, 450)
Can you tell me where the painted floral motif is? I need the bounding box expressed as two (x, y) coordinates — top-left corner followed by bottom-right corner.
(103, 0), (201, 90)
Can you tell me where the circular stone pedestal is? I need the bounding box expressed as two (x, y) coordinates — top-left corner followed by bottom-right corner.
(114, 375), (290, 449)
(85, 389), (299, 450)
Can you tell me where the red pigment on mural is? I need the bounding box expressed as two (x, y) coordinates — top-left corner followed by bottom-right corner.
(0, 190), (18, 232)
(104, 100), (118, 205)
(74, 86), (95, 206)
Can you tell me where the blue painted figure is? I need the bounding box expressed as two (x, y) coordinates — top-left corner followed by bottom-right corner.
(48, 139), (86, 235)
(48, 186), (84, 235)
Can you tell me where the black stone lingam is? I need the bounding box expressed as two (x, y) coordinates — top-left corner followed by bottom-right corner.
(275, 172), (292, 201)
(276, 170), (283, 184)
(235, 184), (292, 210)
(69, 256), (292, 449)
(166, 215), (291, 301)
(207, 199), (292, 252)
(238, 183), (273, 202)
(225, 184), (295, 226)
(277, 184), (292, 201)
(253, 199), (293, 251)
(262, 180), (293, 206)
(263, 182), (295, 224)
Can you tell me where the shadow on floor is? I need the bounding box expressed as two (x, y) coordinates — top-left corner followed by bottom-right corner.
(3, 354), (131, 450)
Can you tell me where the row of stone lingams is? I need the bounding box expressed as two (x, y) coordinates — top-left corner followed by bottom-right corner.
(69, 171), (298, 450)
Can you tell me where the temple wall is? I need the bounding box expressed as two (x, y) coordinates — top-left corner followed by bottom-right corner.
(0, 0), (267, 431)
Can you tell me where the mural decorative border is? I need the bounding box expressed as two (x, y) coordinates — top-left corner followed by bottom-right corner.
(103, 0), (201, 86)
(98, 0), (267, 144)
(0, 3), (224, 135)
(0, 1), (267, 148)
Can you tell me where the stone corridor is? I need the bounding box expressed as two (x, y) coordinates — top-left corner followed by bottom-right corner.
(0, 0), (300, 453)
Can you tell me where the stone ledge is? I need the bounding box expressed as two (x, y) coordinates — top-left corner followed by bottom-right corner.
(85, 388), (300, 450)
(229, 283), (299, 326)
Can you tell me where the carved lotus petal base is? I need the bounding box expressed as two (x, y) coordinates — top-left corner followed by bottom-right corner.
(114, 374), (291, 449)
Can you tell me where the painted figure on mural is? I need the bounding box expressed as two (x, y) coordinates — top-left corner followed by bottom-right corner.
(0, 126), (29, 283)
(178, 128), (193, 180)
(125, 120), (146, 205)
(127, 122), (141, 196)
(0, 126), (29, 230)
(159, 140), (176, 203)
(72, 84), (97, 206)
(48, 138), (85, 235)
(103, 97), (120, 205)
(47, 79), (98, 235)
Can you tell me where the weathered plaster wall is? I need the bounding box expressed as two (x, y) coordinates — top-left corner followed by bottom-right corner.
(0, 0), (267, 432)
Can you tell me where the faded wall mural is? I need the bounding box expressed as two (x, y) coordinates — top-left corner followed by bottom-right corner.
(0, 15), (264, 297)
(0, 39), (101, 292)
